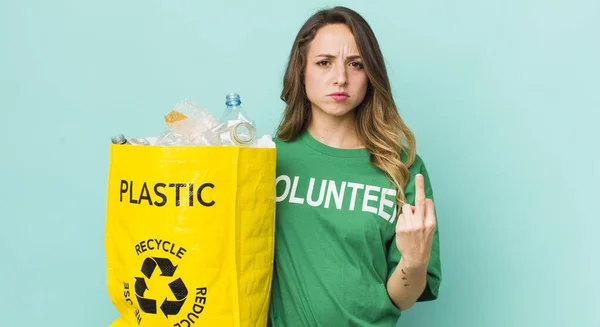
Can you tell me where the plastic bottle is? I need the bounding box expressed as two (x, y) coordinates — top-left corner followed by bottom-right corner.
(205, 93), (257, 146)
(110, 134), (150, 145)
(111, 134), (128, 144)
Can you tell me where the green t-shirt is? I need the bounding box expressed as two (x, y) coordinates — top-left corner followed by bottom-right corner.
(268, 130), (442, 327)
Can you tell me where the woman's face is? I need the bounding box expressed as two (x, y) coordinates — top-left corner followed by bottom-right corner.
(304, 24), (369, 120)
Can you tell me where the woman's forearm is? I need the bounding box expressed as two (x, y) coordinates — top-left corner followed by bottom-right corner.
(386, 257), (428, 311)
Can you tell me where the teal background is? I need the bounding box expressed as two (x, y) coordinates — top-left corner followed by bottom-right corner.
(1, 0), (598, 326)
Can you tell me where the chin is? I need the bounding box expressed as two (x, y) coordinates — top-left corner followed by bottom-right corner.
(317, 104), (357, 117)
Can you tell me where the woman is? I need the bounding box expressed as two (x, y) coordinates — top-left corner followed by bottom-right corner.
(269, 6), (442, 326)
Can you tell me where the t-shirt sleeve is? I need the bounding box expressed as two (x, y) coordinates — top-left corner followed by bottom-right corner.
(386, 156), (442, 302)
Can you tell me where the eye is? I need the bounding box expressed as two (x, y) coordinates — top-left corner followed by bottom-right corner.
(316, 60), (331, 67)
(350, 61), (364, 69)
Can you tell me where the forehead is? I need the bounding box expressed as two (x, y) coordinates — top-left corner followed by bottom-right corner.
(308, 24), (359, 55)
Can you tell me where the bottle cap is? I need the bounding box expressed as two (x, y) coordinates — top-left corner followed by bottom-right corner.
(225, 93), (241, 106)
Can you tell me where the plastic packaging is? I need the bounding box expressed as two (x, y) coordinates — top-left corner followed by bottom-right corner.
(110, 94), (275, 148)
(110, 134), (150, 146)
(164, 100), (220, 145)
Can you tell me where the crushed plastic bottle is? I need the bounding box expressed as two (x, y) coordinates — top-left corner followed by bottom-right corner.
(110, 134), (149, 145)
(202, 93), (257, 146)
(111, 134), (127, 145)
(128, 137), (150, 145)
(155, 130), (192, 146)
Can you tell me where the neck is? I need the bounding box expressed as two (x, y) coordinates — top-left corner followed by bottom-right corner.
(307, 110), (364, 149)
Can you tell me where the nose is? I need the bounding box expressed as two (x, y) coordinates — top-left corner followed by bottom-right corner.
(334, 64), (347, 86)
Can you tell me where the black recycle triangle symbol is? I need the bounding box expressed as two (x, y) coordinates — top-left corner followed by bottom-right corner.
(134, 257), (188, 317)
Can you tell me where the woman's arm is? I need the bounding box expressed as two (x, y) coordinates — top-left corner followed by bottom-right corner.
(386, 258), (428, 310)
(386, 173), (437, 311)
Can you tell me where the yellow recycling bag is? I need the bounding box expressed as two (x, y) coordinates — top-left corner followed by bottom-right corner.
(105, 144), (276, 327)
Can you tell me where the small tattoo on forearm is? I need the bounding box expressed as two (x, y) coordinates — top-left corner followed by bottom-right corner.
(401, 269), (409, 286)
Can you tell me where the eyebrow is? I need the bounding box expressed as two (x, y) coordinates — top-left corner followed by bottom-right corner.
(315, 54), (362, 60)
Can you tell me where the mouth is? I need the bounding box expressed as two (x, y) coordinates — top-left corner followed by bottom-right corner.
(328, 92), (349, 101)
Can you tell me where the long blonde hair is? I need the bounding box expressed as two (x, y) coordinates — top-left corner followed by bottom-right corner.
(276, 6), (416, 208)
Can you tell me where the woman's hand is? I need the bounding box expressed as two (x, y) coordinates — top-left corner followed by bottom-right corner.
(395, 174), (436, 269)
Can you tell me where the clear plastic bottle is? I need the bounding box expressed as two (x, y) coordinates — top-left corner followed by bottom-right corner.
(111, 134), (128, 144)
(110, 134), (150, 145)
(205, 93), (257, 146)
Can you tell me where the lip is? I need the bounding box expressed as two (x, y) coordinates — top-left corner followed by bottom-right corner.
(328, 92), (349, 101)
(328, 92), (349, 97)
